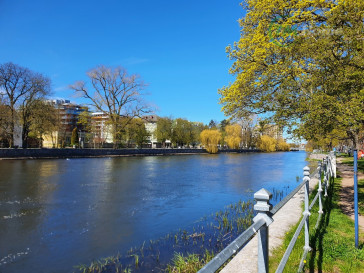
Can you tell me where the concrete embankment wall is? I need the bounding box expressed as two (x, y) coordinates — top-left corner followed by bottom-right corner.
(0, 148), (260, 159)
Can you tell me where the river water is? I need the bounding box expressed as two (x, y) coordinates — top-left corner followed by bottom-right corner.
(0, 151), (307, 272)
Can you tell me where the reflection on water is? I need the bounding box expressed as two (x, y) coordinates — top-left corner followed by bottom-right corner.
(0, 152), (307, 273)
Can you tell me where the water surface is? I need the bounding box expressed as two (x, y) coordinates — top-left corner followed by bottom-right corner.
(0, 151), (307, 272)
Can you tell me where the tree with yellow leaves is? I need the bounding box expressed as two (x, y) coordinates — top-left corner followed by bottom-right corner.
(225, 124), (242, 149)
(200, 129), (221, 154)
(257, 135), (276, 152)
(276, 139), (290, 151)
(219, 0), (364, 150)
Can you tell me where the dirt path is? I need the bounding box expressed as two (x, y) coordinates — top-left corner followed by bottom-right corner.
(336, 158), (364, 231)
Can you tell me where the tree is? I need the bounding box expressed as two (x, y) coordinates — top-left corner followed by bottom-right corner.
(225, 124), (242, 149)
(257, 135), (276, 152)
(208, 120), (217, 129)
(191, 122), (207, 147)
(70, 65), (152, 149)
(155, 117), (173, 147)
(77, 110), (93, 144)
(71, 127), (79, 146)
(219, 0), (364, 150)
(126, 118), (150, 148)
(200, 129), (221, 154)
(0, 98), (12, 147)
(219, 119), (230, 132)
(237, 115), (257, 148)
(171, 118), (193, 147)
(276, 139), (290, 151)
(28, 100), (59, 147)
(0, 62), (50, 147)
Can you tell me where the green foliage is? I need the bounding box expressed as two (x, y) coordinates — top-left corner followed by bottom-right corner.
(0, 99), (12, 146)
(219, 0), (364, 148)
(156, 117), (173, 146)
(28, 100), (59, 147)
(77, 110), (93, 143)
(77, 110), (91, 131)
(126, 118), (150, 148)
(257, 135), (276, 152)
(219, 119), (230, 132)
(200, 129), (221, 154)
(166, 251), (215, 273)
(208, 120), (217, 129)
(171, 118), (194, 147)
(71, 127), (79, 146)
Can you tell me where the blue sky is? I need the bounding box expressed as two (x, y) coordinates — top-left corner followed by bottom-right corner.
(0, 0), (245, 124)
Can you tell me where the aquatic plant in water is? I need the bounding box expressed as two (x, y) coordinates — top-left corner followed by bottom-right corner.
(75, 189), (286, 273)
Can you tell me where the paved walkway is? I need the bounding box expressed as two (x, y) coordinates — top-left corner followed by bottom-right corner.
(337, 158), (364, 231)
(221, 173), (320, 273)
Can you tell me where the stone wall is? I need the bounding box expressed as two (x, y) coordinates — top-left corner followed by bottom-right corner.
(0, 148), (260, 159)
(0, 148), (207, 159)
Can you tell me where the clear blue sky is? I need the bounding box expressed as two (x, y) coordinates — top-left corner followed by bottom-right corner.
(0, 0), (245, 125)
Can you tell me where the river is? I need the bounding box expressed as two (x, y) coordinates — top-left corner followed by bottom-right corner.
(0, 151), (307, 272)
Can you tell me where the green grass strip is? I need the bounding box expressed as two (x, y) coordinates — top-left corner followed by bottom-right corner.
(270, 175), (364, 272)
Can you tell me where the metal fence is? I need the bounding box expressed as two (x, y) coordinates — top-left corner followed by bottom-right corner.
(198, 152), (336, 273)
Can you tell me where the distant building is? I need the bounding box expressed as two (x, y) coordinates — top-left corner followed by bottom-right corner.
(43, 100), (88, 148)
(91, 112), (113, 147)
(143, 115), (159, 148)
(256, 123), (283, 140)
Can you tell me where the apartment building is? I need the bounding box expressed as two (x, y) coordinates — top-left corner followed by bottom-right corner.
(43, 99), (88, 147)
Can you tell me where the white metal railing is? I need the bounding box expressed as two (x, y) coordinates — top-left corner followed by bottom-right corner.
(198, 152), (336, 273)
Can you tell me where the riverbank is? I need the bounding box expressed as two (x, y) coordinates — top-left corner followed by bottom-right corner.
(269, 155), (364, 272)
(0, 148), (261, 159)
(220, 154), (323, 273)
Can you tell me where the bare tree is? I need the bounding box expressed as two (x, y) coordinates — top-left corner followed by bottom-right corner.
(70, 65), (152, 148)
(0, 62), (51, 147)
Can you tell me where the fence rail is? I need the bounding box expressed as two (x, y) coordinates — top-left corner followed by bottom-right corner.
(198, 152), (336, 273)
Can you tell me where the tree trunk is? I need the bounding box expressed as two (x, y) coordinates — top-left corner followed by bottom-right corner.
(348, 129), (361, 151)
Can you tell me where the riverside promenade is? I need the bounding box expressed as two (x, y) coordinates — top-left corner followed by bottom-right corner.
(221, 154), (325, 273)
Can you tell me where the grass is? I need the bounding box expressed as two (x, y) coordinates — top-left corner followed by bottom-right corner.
(166, 250), (215, 273)
(359, 178), (364, 216)
(269, 173), (364, 272)
(338, 156), (364, 173)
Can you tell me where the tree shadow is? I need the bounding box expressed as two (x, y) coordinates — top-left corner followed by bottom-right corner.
(308, 176), (335, 272)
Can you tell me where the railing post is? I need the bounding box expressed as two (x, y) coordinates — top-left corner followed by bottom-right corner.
(253, 189), (273, 273)
(303, 166), (311, 252)
(317, 162), (323, 215)
(326, 155), (331, 181)
(323, 158), (328, 197)
(330, 151), (337, 178)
